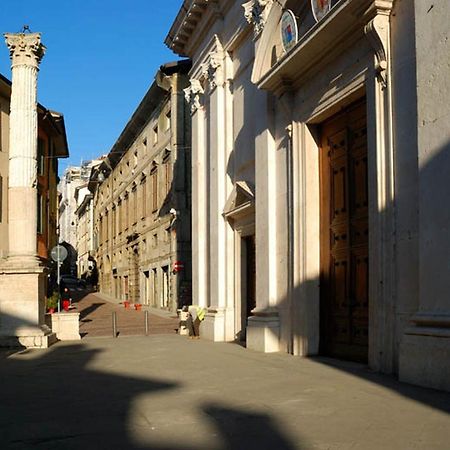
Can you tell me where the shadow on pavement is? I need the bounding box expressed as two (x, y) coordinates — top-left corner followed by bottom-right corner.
(79, 302), (106, 320)
(312, 356), (450, 415)
(204, 404), (297, 450)
(0, 344), (300, 450)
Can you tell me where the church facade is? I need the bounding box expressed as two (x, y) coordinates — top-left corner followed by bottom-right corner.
(166, 0), (450, 391)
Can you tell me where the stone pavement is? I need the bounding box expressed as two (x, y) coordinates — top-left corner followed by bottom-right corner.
(70, 290), (179, 338)
(1, 335), (449, 450)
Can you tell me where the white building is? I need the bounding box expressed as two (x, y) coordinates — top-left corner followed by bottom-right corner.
(74, 160), (102, 280)
(166, 0), (450, 392)
(58, 166), (84, 248)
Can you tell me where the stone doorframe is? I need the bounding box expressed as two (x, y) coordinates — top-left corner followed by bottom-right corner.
(253, 1), (396, 372)
(223, 181), (256, 342)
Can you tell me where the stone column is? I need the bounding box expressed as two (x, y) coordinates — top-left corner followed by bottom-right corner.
(0, 33), (55, 348)
(5, 32), (45, 263)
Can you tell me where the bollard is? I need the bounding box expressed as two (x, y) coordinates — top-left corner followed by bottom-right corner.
(112, 311), (117, 338)
(145, 310), (149, 336)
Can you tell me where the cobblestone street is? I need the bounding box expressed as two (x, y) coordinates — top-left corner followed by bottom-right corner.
(72, 290), (179, 338)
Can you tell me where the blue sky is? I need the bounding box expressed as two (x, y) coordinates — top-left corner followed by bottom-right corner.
(0, 1), (183, 174)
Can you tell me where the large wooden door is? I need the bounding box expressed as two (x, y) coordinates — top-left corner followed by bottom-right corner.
(319, 100), (369, 362)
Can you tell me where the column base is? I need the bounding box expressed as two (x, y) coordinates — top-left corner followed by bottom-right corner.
(201, 307), (235, 342)
(246, 310), (280, 353)
(0, 264), (55, 349)
(399, 318), (450, 392)
(0, 324), (57, 349)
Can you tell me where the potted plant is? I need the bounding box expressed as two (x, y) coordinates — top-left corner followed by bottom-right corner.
(46, 291), (59, 314)
(134, 303), (142, 311)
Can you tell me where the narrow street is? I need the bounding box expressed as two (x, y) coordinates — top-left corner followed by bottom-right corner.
(71, 290), (179, 338)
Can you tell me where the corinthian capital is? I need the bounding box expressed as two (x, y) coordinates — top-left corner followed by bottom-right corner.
(4, 32), (46, 69)
(184, 79), (204, 115)
(243, 0), (273, 36)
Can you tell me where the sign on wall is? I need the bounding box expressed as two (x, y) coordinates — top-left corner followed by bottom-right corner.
(281, 9), (298, 53)
(311, 0), (332, 23)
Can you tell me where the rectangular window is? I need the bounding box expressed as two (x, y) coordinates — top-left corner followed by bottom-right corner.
(37, 194), (43, 233)
(142, 177), (147, 218)
(151, 169), (158, 212)
(164, 109), (171, 132)
(153, 125), (158, 145)
(163, 152), (172, 196)
(37, 138), (45, 175)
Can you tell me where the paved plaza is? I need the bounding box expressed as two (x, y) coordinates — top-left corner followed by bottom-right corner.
(1, 330), (449, 449)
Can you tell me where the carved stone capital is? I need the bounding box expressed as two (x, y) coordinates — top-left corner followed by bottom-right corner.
(364, 14), (390, 89)
(4, 32), (45, 69)
(184, 79), (204, 115)
(242, 0), (273, 37)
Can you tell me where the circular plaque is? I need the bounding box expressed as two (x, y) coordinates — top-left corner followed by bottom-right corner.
(311, 0), (332, 23)
(281, 9), (298, 53)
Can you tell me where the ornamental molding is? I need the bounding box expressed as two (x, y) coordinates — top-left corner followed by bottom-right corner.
(242, 0), (273, 37)
(184, 78), (204, 115)
(364, 13), (390, 89)
(4, 32), (46, 69)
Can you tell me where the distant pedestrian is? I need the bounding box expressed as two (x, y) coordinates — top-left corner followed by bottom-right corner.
(185, 305), (206, 339)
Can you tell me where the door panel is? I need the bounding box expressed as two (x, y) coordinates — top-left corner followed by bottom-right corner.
(320, 99), (369, 362)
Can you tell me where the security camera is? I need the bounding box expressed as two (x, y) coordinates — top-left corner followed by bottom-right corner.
(169, 208), (177, 216)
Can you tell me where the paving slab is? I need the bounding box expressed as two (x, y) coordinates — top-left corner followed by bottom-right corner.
(0, 335), (449, 449)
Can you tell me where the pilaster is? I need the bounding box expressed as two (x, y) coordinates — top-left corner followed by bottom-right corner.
(399, 0), (450, 391)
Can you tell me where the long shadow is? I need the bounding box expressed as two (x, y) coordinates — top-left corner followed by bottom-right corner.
(0, 336), (300, 449)
(204, 404), (298, 450)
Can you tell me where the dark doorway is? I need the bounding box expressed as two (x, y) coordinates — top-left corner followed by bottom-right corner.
(240, 235), (256, 342)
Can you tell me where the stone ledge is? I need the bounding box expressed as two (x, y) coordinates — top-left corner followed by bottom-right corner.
(46, 312), (81, 341)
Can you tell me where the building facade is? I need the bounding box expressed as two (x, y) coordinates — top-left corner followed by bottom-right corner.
(74, 160), (102, 281)
(166, 0), (450, 392)
(92, 61), (191, 311)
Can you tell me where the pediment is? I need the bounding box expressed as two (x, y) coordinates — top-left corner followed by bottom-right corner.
(223, 181), (255, 219)
(252, 0), (394, 92)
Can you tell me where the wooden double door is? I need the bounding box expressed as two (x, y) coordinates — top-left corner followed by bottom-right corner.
(319, 99), (369, 362)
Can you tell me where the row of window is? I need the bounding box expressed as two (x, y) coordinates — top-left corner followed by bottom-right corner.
(98, 159), (172, 244)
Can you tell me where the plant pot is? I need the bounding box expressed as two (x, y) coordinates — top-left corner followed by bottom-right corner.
(134, 304), (142, 311)
(47, 308), (55, 314)
(62, 300), (70, 311)
(124, 301), (130, 309)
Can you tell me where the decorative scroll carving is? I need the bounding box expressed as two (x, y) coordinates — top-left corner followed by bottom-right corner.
(4, 32), (46, 68)
(364, 14), (390, 89)
(184, 79), (204, 115)
(201, 35), (224, 90)
(242, 0), (273, 36)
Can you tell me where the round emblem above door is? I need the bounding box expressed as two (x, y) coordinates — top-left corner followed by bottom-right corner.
(311, 0), (332, 23)
(280, 9), (298, 53)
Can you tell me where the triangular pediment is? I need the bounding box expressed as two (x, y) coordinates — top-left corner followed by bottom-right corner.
(223, 181), (255, 219)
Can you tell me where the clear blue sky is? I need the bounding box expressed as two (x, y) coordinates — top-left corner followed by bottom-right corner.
(0, 0), (183, 174)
